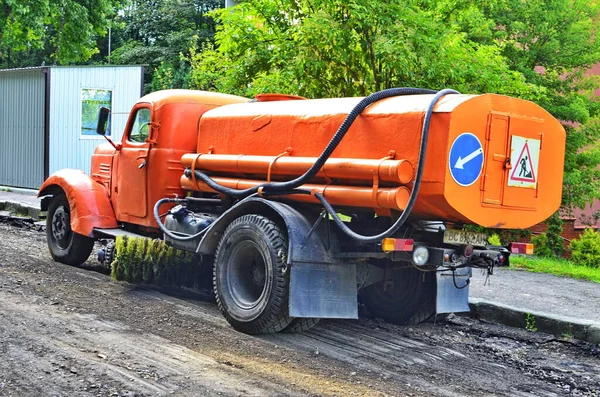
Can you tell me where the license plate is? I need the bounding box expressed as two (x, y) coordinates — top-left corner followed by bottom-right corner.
(443, 229), (488, 247)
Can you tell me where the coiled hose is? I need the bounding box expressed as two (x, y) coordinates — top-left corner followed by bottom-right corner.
(164, 87), (459, 242)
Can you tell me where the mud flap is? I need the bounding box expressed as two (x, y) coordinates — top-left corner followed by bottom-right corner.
(289, 263), (358, 319)
(436, 267), (472, 314)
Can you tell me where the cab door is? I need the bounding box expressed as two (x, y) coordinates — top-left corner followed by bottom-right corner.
(116, 105), (152, 218)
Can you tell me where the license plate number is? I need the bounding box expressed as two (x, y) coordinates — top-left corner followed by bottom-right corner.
(443, 229), (488, 247)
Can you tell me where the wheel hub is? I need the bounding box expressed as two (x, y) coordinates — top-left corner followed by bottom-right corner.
(51, 206), (71, 249)
(228, 241), (268, 310)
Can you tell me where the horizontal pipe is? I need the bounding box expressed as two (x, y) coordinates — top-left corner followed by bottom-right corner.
(181, 154), (414, 184)
(180, 175), (410, 211)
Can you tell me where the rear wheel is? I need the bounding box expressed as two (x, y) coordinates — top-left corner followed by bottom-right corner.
(359, 267), (436, 325)
(46, 194), (94, 266)
(213, 214), (292, 335)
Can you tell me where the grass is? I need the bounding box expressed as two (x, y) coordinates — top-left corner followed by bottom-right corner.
(510, 255), (600, 283)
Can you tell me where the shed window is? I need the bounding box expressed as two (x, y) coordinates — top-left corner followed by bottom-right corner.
(81, 89), (112, 137)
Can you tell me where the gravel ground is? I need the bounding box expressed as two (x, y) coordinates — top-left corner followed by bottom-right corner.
(0, 221), (599, 397)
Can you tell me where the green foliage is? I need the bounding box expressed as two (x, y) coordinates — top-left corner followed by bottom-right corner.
(108, 0), (222, 92)
(531, 213), (564, 259)
(488, 233), (502, 246)
(532, 233), (553, 258)
(525, 313), (538, 332)
(570, 228), (600, 268)
(190, 0), (537, 98)
(109, 236), (205, 288)
(510, 255), (600, 283)
(0, 0), (119, 67)
(545, 213), (564, 257)
(562, 325), (574, 340)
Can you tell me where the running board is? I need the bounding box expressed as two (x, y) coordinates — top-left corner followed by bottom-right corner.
(92, 228), (147, 239)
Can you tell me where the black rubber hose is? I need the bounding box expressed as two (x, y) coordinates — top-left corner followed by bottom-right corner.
(184, 87), (438, 197)
(311, 88), (459, 243)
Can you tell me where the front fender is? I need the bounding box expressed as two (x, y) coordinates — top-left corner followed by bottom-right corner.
(39, 169), (118, 237)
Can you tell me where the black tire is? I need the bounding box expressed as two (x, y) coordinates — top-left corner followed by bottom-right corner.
(213, 214), (292, 335)
(283, 318), (321, 333)
(46, 194), (95, 266)
(359, 267), (436, 325)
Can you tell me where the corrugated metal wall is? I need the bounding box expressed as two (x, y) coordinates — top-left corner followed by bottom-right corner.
(49, 66), (142, 175)
(0, 70), (45, 188)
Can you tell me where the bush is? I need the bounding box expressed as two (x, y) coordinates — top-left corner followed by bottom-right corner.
(545, 213), (564, 257)
(570, 228), (600, 268)
(532, 233), (553, 258)
(488, 233), (502, 246)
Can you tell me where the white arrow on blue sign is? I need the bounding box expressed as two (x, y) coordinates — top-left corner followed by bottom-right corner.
(448, 133), (484, 187)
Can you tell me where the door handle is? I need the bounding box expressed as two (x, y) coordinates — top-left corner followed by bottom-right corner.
(137, 154), (147, 169)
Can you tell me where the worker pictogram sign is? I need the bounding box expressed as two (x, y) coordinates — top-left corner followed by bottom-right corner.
(508, 136), (540, 189)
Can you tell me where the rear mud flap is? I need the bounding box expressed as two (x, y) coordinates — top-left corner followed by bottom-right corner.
(436, 267), (472, 314)
(290, 263), (358, 319)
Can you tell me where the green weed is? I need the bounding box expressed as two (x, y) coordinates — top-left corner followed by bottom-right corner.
(525, 313), (538, 332)
(510, 256), (600, 283)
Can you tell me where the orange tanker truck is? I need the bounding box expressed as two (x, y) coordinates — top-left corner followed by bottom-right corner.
(38, 87), (565, 335)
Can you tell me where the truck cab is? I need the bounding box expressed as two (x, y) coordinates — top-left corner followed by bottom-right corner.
(90, 90), (248, 231)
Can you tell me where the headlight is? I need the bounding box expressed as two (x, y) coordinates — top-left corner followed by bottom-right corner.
(412, 246), (429, 266)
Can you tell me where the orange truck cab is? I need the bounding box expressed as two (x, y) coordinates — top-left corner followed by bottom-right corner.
(38, 87), (565, 335)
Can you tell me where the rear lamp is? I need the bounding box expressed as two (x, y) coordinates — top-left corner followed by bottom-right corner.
(381, 238), (414, 253)
(510, 242), (535, 255)
(412, 246), (429, 266)
(526, 243), (534, 255)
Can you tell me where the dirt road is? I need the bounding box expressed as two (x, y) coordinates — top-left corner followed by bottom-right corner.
(0, 222), (599, 397)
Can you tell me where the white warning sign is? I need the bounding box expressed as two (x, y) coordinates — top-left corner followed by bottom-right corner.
(508, 136), (540, 189)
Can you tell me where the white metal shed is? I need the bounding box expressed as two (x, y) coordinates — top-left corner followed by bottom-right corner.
(0, 65), (143, 189)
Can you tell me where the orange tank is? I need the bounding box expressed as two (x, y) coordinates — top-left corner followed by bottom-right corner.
(184, 93), (565, 229)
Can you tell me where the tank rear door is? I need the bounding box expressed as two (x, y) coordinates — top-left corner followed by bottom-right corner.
(502, 116), (544, 209)
(481, 114), (509, 204)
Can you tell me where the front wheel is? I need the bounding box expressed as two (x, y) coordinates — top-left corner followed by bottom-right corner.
(359, 267), (436, 325)
(46, 194), (94, 266)
(213, 214), (292, 335)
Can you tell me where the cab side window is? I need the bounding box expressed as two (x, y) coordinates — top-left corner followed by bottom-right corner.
(129, 108), (151, 143)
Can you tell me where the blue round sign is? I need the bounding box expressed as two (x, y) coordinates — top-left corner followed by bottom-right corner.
(448, 133), (484, 187)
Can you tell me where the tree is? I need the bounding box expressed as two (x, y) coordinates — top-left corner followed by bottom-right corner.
(190, 0), (600, 212)
(455, 0), (600, 211)
(108, 0), (223, 91)
(0, 0), (120, 67)
(190, 0), (538, 99)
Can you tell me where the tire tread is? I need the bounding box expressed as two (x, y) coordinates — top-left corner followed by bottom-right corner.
(213, 214), (291, 335)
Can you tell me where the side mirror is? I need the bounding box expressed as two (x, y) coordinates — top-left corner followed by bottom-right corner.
(96, 107), (110, 136)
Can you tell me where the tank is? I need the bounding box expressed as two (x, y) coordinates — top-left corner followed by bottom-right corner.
(181, 93), (565, 229)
